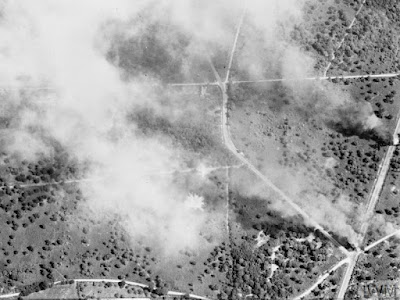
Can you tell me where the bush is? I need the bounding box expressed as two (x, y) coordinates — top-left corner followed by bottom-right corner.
(19, 281), (52, 296)
(154, 286), (168, 295)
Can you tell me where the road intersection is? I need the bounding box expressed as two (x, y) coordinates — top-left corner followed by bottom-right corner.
(197, 2), (400, 299)
(2, 1), (400, 299)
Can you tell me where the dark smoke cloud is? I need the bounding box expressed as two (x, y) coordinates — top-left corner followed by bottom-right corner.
(328, 103), (392, 145)
(281, 75), (390, 145)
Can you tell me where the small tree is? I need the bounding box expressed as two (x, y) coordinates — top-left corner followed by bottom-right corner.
(155, 286), (168, 295)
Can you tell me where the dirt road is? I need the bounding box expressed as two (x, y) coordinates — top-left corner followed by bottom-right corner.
(365, 228), (400, 252)
(323, 0), (367, 77)
(336, 92), (400, 299)
(0, 278), (211, 300)
(294, 258), (349, 300)
(206, 17), (349, 254)
(232, 73), (399, 84)
(167, 73), (399, 88)
(336, 250), (361, 300)
(360, 146), (395, 238)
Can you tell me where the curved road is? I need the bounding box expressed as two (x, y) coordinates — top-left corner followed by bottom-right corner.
(165, 3), (400, 298)
(218, 79), (348, 253)
(0, 278), (211, 300)
(208, 46), (349, 255)
(3, 2), (396, 299)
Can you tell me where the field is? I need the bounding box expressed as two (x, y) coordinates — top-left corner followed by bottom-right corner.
(2, 0), (400, 300)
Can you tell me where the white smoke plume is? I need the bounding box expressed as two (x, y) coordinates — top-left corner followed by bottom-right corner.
(0, 0), (228, 255)
(231, 168), (364, 246)
(0, 0), (385, 255)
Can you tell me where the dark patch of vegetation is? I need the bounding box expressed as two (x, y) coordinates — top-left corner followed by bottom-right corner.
(130, 108), (218, 154)
(18, 281), (52, 296)
(106, 9), (191, 83)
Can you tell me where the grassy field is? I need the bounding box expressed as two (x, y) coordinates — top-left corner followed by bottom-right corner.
(3, 1), (400, 299)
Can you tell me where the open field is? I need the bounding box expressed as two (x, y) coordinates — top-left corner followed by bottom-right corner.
(2, 0), (400, 300)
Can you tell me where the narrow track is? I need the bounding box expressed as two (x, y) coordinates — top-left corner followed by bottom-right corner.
(166, 73), (399, 88)
(336, 95), (400, 299)
(293, 258), (349, 300)
(365, 228), (400, 252)
(323, 0), (367, 77)
(207, 5), (349, 256)
(0, 278), (211, 300)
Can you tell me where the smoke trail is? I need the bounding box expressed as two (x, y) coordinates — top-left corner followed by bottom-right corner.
(0, 0), (386, 255)
(0, 0), (226, 255)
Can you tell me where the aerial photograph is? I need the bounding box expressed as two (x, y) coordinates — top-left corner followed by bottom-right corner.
(1, 0), (400, 299)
